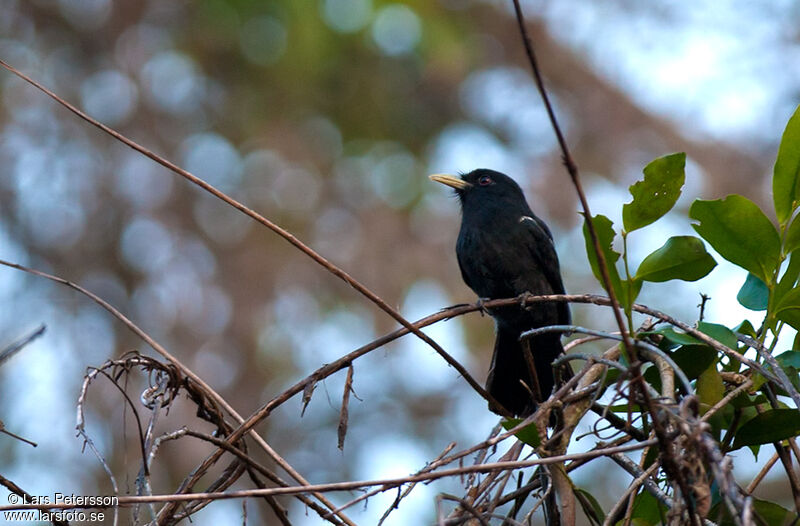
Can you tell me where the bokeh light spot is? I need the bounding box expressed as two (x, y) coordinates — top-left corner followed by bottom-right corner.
(115, 24), (172, 71)
(80, 70), (138, 126)
(194, 342), (239, 391)
(321, 0), (372, 33)
(20, 195), (86, 250)
(312, 207), (362, 263)
(58, 0), (112, 31)
(394, 280), (469, 393)
(371, 4), (422, 56)
(131, 278), (178, 334)
(239, 16), (288, 66)
(182, 285), (232, 337)
(193, 193), (252, 246)
(369, 150), (419, 209)
(120, 216), (174, 274)
(181, 133), (243, 193)
(428, 122), (522, 177)
(141, 51), (205, 115)
(114, 151), (174, 210)
(460, 67), (555, 153)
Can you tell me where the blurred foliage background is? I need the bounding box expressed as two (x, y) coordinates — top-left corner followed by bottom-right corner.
(1, 0), (799, 524)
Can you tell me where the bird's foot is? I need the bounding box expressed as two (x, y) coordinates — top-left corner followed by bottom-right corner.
(518, 292), (534, 311)
(476, 297), (491, 316)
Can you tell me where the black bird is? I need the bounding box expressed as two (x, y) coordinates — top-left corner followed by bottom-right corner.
(430, 169), (570, 417)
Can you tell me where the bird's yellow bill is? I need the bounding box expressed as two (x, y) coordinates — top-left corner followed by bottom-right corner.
(428, 173), (472, 190)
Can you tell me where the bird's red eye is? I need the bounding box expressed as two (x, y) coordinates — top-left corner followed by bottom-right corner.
(478, 175), (493, 186)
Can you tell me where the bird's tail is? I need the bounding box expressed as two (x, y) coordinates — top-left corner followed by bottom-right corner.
(486, 326), (567, 417)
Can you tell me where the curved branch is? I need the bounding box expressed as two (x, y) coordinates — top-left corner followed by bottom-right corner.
(0, 59), (498, 415)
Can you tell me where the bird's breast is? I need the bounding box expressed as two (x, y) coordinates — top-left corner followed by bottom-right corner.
(456, 223), (555, 300)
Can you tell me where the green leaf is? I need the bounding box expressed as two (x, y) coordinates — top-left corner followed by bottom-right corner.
(711, 498), (796, 526)
(734, 319), (758, 339)
(672, 345), (718, 381)
(773, 104), (800, 225)
(624, 278), (643, 307)
(696, 363), (724, 413)
(501, 418), (540, 447)
(749, 499), (797, 526)
(575, 488), (604, 526)
(775, 351), (800, 393)
(697, 322), (739, 350)
(582, 214), (632, 303)
(731, 393), (768, 409)
(731, 408), (800, 449)
(774, 286), (800, 331)
(736, 405), (761, 430)
(750, 372), (769, 392)
(644, 345), (717, 390)
(705, 403), (734, 440)
(776, 251), (800, 306)
(772, 254), (800, 328)
(776, 350), (800, 369)
(649, 323), (736, 350)
(689, 195), (781, 284)
(626, 490), (665, 525)
(651, 327), (701, 348)
(609, 404), (644, 413)
(776, 349), (800, 370)
(642, 444), (659, 469)
(622, 152), (686, 232)
(736, 273), (769, 311)
(784, 216), (800, 254)
(615, 520), (652, 526)
(634, 235), (716, 282)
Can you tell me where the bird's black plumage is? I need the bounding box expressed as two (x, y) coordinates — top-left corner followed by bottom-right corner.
(431, 169), (570, 417)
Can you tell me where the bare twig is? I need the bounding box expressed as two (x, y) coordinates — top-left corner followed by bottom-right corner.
(745, 452), (779, 494)
(338, 364), (354, 451)
(0, 420), (37, 447)
(371, 441), (457, 525)
(449, 441), (525, 523)
(698, 293), (711, 322)
(438, 493), (492, 526)
(603, 462), (662, 526)
(0, 325), (45, 368)
(701, 380), (754, 423)
(77, 366), (123, 499)
(609, 454), (670, 508)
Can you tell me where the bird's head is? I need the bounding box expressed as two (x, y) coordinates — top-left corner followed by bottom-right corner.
(428, 169), (529, 212)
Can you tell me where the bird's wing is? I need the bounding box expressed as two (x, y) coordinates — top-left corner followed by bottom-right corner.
(519, 215), (571, 324)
